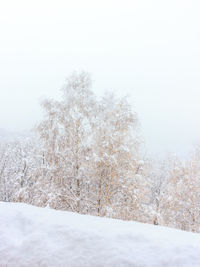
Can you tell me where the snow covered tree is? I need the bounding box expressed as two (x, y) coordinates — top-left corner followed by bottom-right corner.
(159, 153), (200, 232)
(36, 72), (96, 212)
(36, 72), (146, 219)
(90, 94), (147, 220)
(145, 157), (174, 225)
(0, 138), (38, 203)
(3, 72), (200, 233)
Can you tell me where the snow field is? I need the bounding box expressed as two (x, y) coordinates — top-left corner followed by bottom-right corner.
(1, 202), (200, 267)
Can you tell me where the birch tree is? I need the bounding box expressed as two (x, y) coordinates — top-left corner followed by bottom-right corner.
(160, 153), (200, 232)
(36, 72), (96, 212)
(92, 94), (146, 220)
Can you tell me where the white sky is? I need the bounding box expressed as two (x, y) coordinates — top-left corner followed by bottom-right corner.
(0, 0), (200, 158)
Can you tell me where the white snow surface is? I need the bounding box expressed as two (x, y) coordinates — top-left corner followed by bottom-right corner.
(1, 202), (200, 267)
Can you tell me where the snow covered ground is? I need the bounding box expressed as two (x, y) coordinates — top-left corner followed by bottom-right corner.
(1, 202), (200, 267)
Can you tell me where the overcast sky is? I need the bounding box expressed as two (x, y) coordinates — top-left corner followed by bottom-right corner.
(1, 0), (200, 158)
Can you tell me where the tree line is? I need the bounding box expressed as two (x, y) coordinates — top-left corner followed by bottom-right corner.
(0, 72), (200, 233)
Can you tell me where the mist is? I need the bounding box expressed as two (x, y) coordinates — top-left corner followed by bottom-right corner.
(1, 0), (200, 158)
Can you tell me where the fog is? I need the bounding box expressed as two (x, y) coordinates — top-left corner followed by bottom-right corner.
(1, 0), (200, 158)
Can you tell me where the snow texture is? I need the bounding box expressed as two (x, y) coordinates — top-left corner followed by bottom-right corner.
(1, 202), (200, 267)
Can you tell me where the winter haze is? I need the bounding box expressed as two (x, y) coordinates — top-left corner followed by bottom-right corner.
(1, 0), (200, 157)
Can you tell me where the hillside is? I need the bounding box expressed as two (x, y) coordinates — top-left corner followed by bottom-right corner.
(1, 202), (200, 267)
(0, 128), (31, 142)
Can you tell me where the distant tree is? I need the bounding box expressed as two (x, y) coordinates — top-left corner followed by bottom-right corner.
(145, 157), (173, 225)
(0, 139), (37, 203)
(159, 153), (200, 232)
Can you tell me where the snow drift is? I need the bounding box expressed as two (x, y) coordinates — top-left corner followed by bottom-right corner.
(1, 202), (200, 267)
